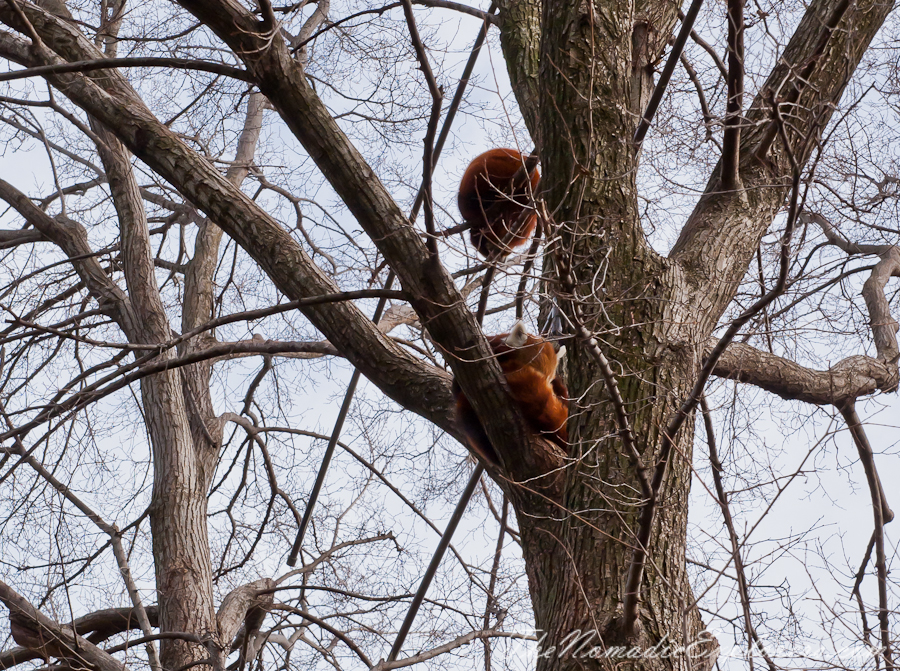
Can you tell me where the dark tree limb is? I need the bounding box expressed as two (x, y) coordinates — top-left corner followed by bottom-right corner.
(399, 0), (442, 259)
(165, 0), (558, 485)
(700, 395), (778, 671)
(0, 12), (457, 435)
(0, 228), (45, 248)
(0, 581), (127, 671)
(0, 57), (254, 83)
(721, 0), (744, 190)
(0, 606), (159, 668)
(632, 0), (705, 145)
(851, 532), (877, 649)
(839, 402), (895, 669)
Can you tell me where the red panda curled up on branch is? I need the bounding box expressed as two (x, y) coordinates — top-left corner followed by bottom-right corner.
(457, 148), (541, 259)
(452, 322), (568, 465)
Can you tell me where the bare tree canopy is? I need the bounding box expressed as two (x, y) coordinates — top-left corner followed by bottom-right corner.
(0, 0), (898, 669)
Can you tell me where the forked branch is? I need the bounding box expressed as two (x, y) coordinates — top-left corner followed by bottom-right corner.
(839, 402), (895, 669)
(0, 580), (127, 671)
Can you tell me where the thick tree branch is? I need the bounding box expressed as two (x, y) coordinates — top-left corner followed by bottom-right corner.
(670, 0), (893, 336)
(710, 208), (900, 405)
(0, 177), (137, 332)
(0, 8), (457, 435)
(839, 403), (894, 525)
(623, 112), (802, 636)
(711, 342), (899, 404)
(0, 606), (159, 668)
(212, 578), (274, 670)
(0, 228), (45, 248)
(0, 580), (127, 671)
(168, 0), (557, 485)
(802, 211), (900, 363)
(182, 91), (266, 482)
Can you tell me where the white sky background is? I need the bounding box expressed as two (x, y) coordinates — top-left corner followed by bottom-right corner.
(0, 0), (899, 669)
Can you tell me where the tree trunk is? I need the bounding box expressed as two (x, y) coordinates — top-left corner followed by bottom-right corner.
(495, 0), (893, 666)
(0, 0), (893, 667)
(514, 360), (712, 671)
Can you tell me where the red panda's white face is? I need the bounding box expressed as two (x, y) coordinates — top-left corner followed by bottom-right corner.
(504, 321), (530, 348)
(498, 321), (560, 380)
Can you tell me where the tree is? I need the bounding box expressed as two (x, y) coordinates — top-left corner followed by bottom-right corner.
(0, 0), (897, 669)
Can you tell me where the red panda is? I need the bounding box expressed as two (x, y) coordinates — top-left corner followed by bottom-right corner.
(457, 148), (540, 259)
(452, 322), (568, 464)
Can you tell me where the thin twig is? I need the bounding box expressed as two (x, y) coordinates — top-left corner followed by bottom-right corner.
(515, 231), (542, 320)
(679, 10), (728, 79)
(286, 274), (396, 567)
(0, 396), (161, 671)
(721, 0), (745, 190)
(386, 464), (485, 662)
(400, 0), (443, 259)
(482, 494), (508, 670)
(700, 394), (777, 671)
(679, 53), (717, 144)
(851, 532), (877, 648)
(633, 0), (706, 145)
(289, 0), (496, 54)
(0, 57), (253, 83)
(3, 0), (41, 45)
(553, 249), (646, 494)
(839, 402), (894, 669)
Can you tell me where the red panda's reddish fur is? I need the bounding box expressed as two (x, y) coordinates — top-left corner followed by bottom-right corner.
(457, 148), (540, 259)
(452, 323), (568, 464)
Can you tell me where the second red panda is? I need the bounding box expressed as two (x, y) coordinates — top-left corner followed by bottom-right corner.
(457, 148), (540, 259)
(452, 322), (568, 464)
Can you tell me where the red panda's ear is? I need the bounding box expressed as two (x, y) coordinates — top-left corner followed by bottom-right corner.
(504, 321), (529, 347)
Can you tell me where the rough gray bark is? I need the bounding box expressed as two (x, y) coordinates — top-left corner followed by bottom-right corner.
(88, 105), (214, 671)
(496, 0), (897, 666)
(0, 0), (897, 668)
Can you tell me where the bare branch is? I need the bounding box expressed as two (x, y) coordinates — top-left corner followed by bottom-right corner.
(0, 3), (455, 432)
(721, 0), (744, 190)
(0, 580), (126, 671)
(632, 0), (705, 145)
(700, 395), (778, 671)
(839, 403), (895, 668)
(215, 578), (275, 666)
(711, 343), (898, 404)
(0, 57), (254, 83)
(0, 606), (159, 668)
